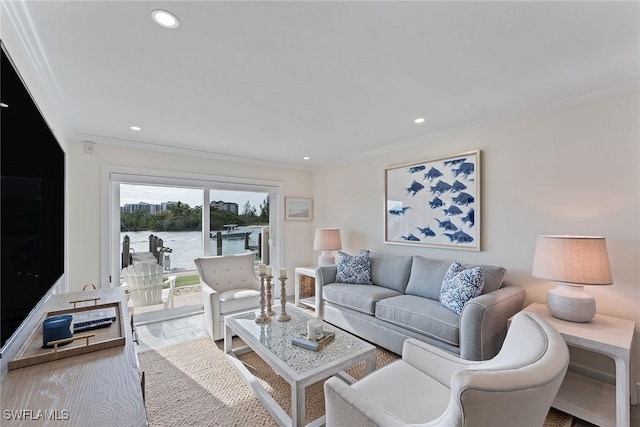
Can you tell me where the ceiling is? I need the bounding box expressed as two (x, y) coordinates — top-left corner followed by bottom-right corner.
(2, 1), (639, 168)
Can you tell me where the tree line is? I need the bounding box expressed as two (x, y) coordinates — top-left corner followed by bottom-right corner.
(120, 197), (269, 232)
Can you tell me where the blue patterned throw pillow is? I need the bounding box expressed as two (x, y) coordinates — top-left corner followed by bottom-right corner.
(439, 261), (485, 315)
(336, 251), (372, 285)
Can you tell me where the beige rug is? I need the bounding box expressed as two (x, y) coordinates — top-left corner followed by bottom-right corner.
(139, 336), (573, 426)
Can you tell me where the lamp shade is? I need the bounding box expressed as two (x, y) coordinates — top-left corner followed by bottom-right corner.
(313, 228), (342, 251)
(532, 235), (612, 285)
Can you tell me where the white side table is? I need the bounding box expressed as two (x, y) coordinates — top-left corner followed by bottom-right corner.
(294, 266), (316, 310)
(521, 303), (636, 427)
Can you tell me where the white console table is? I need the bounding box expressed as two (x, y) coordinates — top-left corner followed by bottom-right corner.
(521, 303), (636, 427)
(1, 288), (146, 426)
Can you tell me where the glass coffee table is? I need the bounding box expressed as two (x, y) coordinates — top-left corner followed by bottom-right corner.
(224, 304), (376, 427)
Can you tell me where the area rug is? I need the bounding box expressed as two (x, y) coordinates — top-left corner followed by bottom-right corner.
(139, 336), (573, 426)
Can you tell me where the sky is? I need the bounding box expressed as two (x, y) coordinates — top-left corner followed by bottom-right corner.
(120, 184), (268, 210)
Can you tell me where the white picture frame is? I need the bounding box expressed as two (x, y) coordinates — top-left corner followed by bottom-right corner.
(285, 197), (313, 221)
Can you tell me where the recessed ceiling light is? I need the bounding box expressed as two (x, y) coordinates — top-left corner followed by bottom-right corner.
(303, 156), (310, 160)
(130, 126), (142, 131)
(414, 117), (426, 124)
(0, 102), (8, 108)
(152, 9), (179, 29)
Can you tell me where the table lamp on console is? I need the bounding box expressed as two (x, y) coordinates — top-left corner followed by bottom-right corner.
(532, 235), (612, 323)
(314, 228), (342, 266)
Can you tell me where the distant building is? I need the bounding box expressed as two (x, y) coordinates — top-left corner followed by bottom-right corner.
(122, 202), (163, 215)
(211, 200), (239, 214)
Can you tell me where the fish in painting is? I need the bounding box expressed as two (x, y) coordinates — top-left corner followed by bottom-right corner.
(444, 230), (474, 244)
(416, 226), (436, 237)
(423, 167), (443, 181)
(406, 180), (425, 196)
(444, 158), (466, 167)
(452, 192), (475, 206)
(429, 197), (444, 209)
(436, 218), (458, 231)
(389, 207), (411, 216)
(450, 180), (467, 193)
(429, 180), (452, 195)
(401, 233), (420, 241)
(408, 165), (426, 173)
(444, 205), (463, 216)
(461, 208), (475, 227)
(453, 162), (475, 179)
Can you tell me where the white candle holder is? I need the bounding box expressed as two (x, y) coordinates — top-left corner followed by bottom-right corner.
(266, 275), (275, 316)
(255, 273), (270, 324)
(276, 276), (291, 322)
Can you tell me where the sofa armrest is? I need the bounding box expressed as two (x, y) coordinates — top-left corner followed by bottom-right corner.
(315, 265), (337, 318)
(324, 376), (406, 427)
(459, 283), (525, 360)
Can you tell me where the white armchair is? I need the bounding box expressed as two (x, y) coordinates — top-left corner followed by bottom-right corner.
(324, 312), (569, 427)
(194, 251), (261, 340)
(121, 263), (176, 315)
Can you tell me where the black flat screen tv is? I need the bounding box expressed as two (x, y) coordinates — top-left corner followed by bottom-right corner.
(1, 42), (65, 351)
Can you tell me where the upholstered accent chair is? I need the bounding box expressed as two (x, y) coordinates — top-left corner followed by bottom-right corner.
(194, 251), (261, 340)
(324, 312), (569, 427)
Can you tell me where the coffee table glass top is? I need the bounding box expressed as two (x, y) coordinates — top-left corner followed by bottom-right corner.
(227, 305), (371, 374)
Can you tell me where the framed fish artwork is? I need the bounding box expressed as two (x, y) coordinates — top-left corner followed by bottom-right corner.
(384, 150), (481, 251)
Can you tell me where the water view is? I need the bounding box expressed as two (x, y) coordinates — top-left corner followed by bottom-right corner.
(121, 226), (264, 272)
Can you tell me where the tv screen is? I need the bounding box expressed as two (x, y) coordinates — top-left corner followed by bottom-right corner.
(1, 43), (65, 349)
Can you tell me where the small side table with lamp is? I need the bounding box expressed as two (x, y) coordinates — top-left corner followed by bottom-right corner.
(529, 235), (636, 427)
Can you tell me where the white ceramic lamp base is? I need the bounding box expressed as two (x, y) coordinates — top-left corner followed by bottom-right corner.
(318, 251), (336, 266)
(546, 283), (596, 323)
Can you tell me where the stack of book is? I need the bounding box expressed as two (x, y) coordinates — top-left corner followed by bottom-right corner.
(291, 331), (335, 351)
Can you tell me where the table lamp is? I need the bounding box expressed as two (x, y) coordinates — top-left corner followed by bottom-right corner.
(532, 235), (612, 323)
(314, 228), (342, 266)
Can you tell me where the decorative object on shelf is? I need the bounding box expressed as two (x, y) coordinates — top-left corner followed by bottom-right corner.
(314, 228), (342, 266)
(285, 196), (313, 221)
(291, 331), (335, 351)
(532, 235), (612, 323)
(265, 273), (275, 317)
(276, 268), (291, 322)
(42, 315), (73, 348)
(255, 265), (271, 324)
(384, 150), (481, 251)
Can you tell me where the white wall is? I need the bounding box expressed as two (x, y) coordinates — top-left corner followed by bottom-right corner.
(312, 90), (640, 382)
(66, 142), (314, 292)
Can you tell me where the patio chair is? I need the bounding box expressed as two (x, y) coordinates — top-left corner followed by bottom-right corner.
(194, 251), (261, 340)
(121, 263), (176, 314)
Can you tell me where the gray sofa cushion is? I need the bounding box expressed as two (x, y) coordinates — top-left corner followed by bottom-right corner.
(470, 264), (506, 294)
(323, 283), (402, 315)
(369, 252), (413, 292)
(375, 295), (460, 346)
(404, 256), (452, 300)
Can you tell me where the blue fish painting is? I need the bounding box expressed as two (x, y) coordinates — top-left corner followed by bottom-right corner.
(429, 197), (444, 209)
(452, 192), (475, 206)
(444, 230), (474, 244)
(444, 205), (463, 216)
(436, 218), (458, 231)
(444, 158), (467, 167)
(453, 162), (475, 179)
(461, 208), (475, 227)
(406, 180), (425, 196)
(416, 226), (436, 237)
(450, 180), (467, 193)
(389, 207), (411, 216)
(408, 165), (426, 173)
(423, 167), (443, 181)
(429, 180), (452, 195)
(401, 233), (420, 241)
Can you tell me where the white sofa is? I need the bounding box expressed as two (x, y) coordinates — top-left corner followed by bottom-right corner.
(324, 311), (570, 427)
